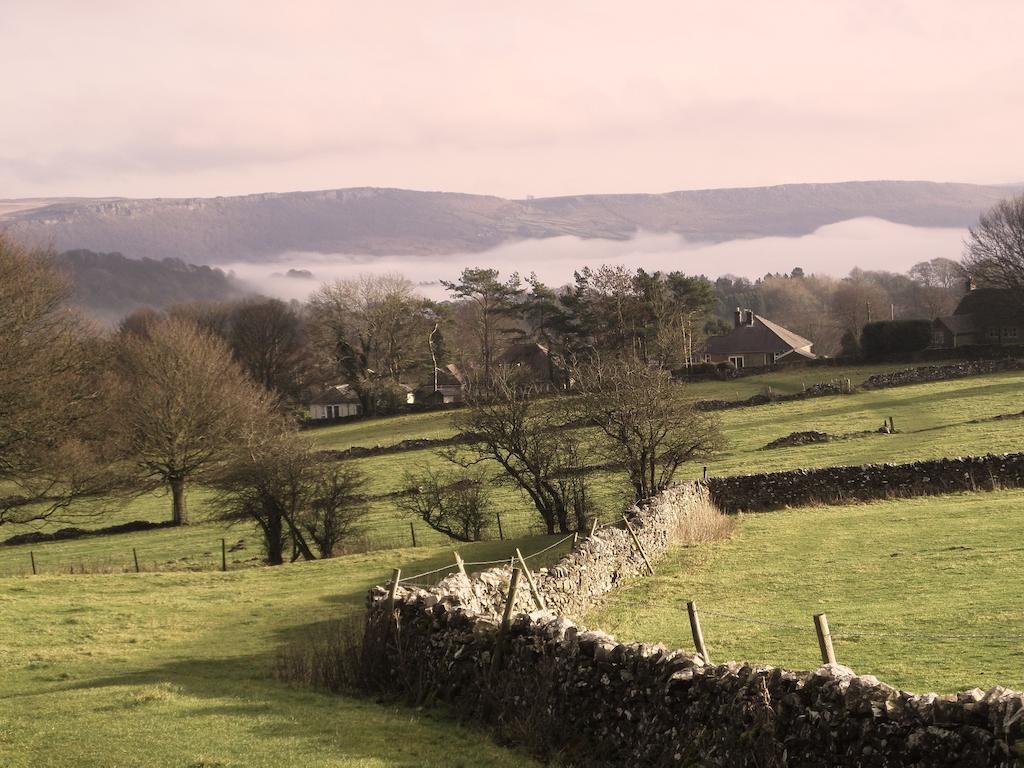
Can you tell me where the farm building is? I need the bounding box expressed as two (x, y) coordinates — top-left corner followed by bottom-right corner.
(704, 308), (816, 369)
(307, 384), (362, 420)
(414, 364), (466, 404)
(496, 341), (567, 389)
(933, 287), (1023, 348)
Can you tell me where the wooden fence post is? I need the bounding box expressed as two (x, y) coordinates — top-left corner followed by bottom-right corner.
(221, 539), (227, 572)
(571, 532), (579, 550)
(888, 416), (895, 433)
(454, 551), (467, 579)
(515, 548), (546, 610)
(686, 600), (711, 663)
(492, 567), (521, 672)
(813, 613), (837, 665)
(588, 518), (599, 538)
(409, 522), (417, 548)
(30, 551), (37, 576)
(133, 548), (140, 573)
(386, 568), (401, 618)
(621, 515), (655, 575)
(496, 512), (504, 541)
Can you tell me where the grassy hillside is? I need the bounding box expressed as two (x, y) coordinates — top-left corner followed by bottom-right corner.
(0, 536), (571, 767)
(4, 366), (1021, 576)
(586, 489), (1024, 694)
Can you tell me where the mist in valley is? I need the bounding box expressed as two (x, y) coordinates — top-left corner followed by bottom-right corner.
(223, 217), (968, 300)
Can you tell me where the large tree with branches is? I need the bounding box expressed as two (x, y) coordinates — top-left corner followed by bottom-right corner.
(0, 235), (108, 527)
(963, 194), (1024, 293)
(572, 357), (723, 501)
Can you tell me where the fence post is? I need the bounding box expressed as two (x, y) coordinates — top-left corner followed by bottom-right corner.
(813, 613), (837, 665)
(621, 515), (655, 575)
(686, 600), (711, 664)
(492, 567), (521, 672)
(588, 518), (599, 538)
(496, 512), (504, 540)
(133, 548), (140, 573)
(515, 548), (546, 610)
(888, 416), (895, 433)
(703, 466), (707, 481)
(571, 532), (579, 550)
(454, 551), (467, 579)
(221, 539), (227, 572)
(409, 522), (417, 548)
(386, 568), (401, 618)
(30, 551), (37, 576)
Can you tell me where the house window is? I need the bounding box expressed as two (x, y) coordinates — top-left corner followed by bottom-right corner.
(728, 355), (744, 369)
(703, 354), (711, 363)
(988, 327), (1000, 340)
(1004, 326), (1018, 339)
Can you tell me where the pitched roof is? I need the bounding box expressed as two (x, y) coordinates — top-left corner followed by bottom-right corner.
(308, 384), (360, 405)
(935, 314), (977, 335)
(953, 288), (1024, 325)
(774, 346), (817, 363)
(707, 314), (814, 356)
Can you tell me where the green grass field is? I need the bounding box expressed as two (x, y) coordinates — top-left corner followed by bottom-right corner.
(0, 535), (575, 768)
(586, 489), (1024, 694)
(4, 366), (1021, 577)
(2, 362), (1022, 764)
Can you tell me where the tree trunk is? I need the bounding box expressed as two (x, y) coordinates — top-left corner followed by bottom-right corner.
(170, 477), (189, 526)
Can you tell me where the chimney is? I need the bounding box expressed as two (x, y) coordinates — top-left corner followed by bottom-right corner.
(734, 307), (743, 328)
(744, 310), (754, 326)
(965, 276), (976, 292)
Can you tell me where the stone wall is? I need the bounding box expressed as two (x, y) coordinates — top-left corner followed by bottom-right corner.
(860, 359), (1024, 390)
(364, 484), (1024, 766)
(706, 453), (1024, 513)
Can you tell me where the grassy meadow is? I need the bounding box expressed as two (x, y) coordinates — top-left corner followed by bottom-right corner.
(1, 361), (1022, 765)
(586, 489), (1024, 694)
(3, 364), (1022, 577)
(0, 535), (575, 768)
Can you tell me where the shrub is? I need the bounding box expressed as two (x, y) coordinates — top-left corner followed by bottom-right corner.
(860, 320), (932, 358)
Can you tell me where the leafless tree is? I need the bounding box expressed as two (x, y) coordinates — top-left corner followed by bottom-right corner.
(109, 317), (276, 525)
(396, 466), (491, 541)
(307, 274), (430, 414)
(448, 369), (592, 534)
(963, 194), (1024, 293)
(0, 235), (110, 527)
(572, 357), (723, 502)
(212, 423), (366, 563)
(301, 461), (368, 557)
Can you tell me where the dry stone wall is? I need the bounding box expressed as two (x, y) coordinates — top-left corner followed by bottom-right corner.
(365, 484), (1024, 767)
(860, 359), (1024, 389)
(706, 453), (1024, 513)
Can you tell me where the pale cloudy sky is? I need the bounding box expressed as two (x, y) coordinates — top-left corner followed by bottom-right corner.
(2, 0), (1022, 199)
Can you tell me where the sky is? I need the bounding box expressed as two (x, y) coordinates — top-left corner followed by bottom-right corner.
(2, 0), (1023, 200)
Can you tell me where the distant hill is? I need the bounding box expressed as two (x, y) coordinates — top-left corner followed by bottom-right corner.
(1, 180), (1016, 265)
(54, 249), (250, 324)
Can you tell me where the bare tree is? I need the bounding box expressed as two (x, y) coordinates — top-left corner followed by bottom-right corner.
(308, 274), (429, 414)
(110, 317), (276, 525)
(449, 369), (591, 534)
(301, 462), (368, 557)
(963, 194), (1024, 293)
(0, 235), (109, 527)
(572, 357), (723, 502)
(212, 423), (366, 563)
(396, 466), (491, 541)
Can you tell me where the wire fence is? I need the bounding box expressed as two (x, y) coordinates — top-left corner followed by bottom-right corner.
(396, 533), (578, 588)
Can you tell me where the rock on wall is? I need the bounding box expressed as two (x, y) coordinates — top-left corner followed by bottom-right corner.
(706, 453), (1024, 513)
(364, 484), (1024, 767)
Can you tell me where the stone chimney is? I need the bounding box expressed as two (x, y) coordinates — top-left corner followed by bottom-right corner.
(965, 276), (976, 292)
(744, 310), (754, 326)
(734, 307), (743, 328)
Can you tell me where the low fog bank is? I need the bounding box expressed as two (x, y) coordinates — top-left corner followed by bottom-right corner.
(222, 217), (967, 300)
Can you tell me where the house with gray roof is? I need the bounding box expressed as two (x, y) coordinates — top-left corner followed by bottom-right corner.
(932, 287), (1022, 348)
(705, 308), (816, 369)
